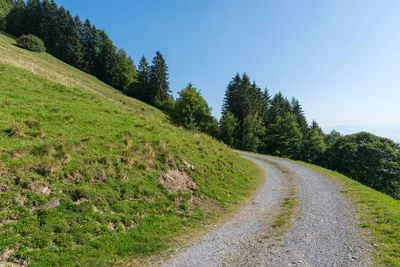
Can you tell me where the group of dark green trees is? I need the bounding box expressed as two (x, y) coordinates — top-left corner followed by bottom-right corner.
(0, 0), (13, 30)
(4, 0), (173, 109)
(1, 1), (398, 198)
(219, 73), (400, 199)
(220, 73), (326, 161)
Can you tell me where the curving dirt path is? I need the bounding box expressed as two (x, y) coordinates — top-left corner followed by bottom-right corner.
(160, 152), (372, 267)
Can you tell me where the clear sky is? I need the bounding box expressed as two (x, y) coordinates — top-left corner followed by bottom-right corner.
(56, 0), (400, 140)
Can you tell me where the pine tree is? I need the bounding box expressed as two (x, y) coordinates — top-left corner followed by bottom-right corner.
(268, 92), (291, 125)
(40, 0), (57, 54)
(222, 73), (241, 116)
(6, 0), (26, 36)
(96, 30), (119, 87)
(0, 0), (15, 31)
(260, 88), (270, 124)
(61, 10), (83, 68)
(149, 51), (171, 107)
(128, 55), (150, 101)
(222, 73), (267, 149)
(310, 120), (323, 135)
(114, 49), (137, 93)
(290, 98), (308, 135)
(81, 19), (98, 75)
(24, 0), (41, 36)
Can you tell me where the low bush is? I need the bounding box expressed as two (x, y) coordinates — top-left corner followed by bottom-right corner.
(16, 34), (46, 52)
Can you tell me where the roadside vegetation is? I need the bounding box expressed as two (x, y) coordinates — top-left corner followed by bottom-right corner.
(294, 161), (400, 266)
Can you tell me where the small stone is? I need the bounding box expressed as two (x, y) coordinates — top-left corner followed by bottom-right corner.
(41, 187), (51, 196)
(47, 197), (60, 208)
(182, 159), (195, 170)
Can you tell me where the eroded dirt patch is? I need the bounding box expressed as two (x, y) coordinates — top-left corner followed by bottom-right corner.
(160, 169), (197, 194)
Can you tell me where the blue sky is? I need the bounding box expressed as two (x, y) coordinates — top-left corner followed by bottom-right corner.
(56, 0), (400, 141)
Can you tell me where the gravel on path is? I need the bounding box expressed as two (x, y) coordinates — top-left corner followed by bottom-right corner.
(160, 152), (372, 267)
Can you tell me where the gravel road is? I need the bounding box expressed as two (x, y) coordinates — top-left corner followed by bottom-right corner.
(160, 152), (372, 267)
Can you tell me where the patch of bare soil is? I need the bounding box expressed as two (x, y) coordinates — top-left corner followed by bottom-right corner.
(160, 169), (197, 194)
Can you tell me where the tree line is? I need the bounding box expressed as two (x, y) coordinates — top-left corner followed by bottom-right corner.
(2, 0), (399, 198)
(4, 0), (173, 110)
(0, 0), (13, 30)
(219, 73), (400, 199)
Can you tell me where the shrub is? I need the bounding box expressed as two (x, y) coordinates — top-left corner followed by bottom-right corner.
(16, 34), (46, 52)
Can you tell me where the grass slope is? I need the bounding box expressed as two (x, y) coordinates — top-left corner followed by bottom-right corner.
(0, 32), (263, 266)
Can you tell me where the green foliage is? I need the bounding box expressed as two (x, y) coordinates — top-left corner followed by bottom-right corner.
(5, 0), (138, 98)
(222, 73), (268, 150)
(219, 111), (237, 146)
(129, 56), (150, 102)
(301, 128), (326, 163)
(172, 84), (212, 132)
(5, 0), (25, 36)
(220, 72), (400, 199)
(0, 62), (261, 265)
(149, 51), (171, 108)
(0, 0), (14, 30)
(267, 112), (303, 158)
(324, 129), (341, 147)
(290, 97), (308, 135)
(241, 112), (265, 152)
(16, 34), (45, 52)
(322, 132), (400, 199)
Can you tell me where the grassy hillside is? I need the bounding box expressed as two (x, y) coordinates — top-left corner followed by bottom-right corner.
(0, 32), (263, 266)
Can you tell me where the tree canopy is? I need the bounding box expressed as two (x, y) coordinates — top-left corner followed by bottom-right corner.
(172, 84), (212, 133)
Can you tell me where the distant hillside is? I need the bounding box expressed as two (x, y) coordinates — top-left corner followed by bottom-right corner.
(0, 32), (262, 265)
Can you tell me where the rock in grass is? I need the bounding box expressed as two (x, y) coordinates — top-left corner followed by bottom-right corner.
(182, 159), (195, 170)
(47, 197), (60, 208)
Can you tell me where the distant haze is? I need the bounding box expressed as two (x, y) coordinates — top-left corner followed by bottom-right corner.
(323, 124), (400, 143)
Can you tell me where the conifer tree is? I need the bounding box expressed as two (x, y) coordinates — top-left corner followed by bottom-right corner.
(6, 0), (26, 36)
(268, 92), (291, 125)
(96, 30), (119, 87)
(290, 98), (308, 135)
(0, 0), (14, 30)
(81, 19), (98, 75)
(129, 55), (150, 101)
(114, 48), (137, 93)
(62, 10), (83, 68)
(310, 120), (324, 135)
(24, 0), (41, 36)
(149, 51), (171, 107)
(40, 0), (57, 54)
(260, 88), (270, 124)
